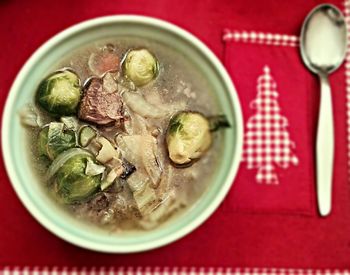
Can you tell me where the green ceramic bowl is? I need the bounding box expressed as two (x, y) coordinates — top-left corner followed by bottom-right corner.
(1, 16), (243, 253)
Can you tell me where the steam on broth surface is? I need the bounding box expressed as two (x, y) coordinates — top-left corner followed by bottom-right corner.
(21, 36), (229, 231)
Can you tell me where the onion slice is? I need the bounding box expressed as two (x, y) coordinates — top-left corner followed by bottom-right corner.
(46, 148), (92, 181)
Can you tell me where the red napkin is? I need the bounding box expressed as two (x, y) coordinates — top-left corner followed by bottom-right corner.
(222, 31), (315, 214)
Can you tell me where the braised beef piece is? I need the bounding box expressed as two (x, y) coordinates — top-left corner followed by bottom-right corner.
(78, 78), (123, 125)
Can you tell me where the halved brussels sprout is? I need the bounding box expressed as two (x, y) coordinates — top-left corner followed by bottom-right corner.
(166, 112), (231, 166)
(38, 122), (76, 160)
(54, 154), (101, 204)
(166, 111), (212, 165)
(123, 49), (159, 86)
(36, 69), (81, 116)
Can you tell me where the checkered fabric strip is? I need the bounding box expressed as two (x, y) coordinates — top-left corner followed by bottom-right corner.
(1, 267), (350, 275)
(344, 0), (350, 178)
(222, 29), (299, 47)
(242, 66), (298, 184)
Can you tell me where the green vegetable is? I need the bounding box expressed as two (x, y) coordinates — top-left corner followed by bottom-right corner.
(166, 111), (212, 165)
(46, 148), (91, 180)
(38, 122), (76, 160)
(38, 127), (49, 157)
(123, 49), (159, 86)
(208, 115), (231, 132)
(79, 126), (96, 147)
(54, 154), (101, 204)
(60, 116), (79, 131)
(36, 69), (81, 116)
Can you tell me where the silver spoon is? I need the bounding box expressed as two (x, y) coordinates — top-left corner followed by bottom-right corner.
(300, 4), (347, 216)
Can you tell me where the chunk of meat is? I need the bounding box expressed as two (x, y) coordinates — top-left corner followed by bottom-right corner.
(78, 78), (123, 125)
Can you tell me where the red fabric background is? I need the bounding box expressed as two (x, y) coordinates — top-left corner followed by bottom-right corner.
(1, 0), (350, 268)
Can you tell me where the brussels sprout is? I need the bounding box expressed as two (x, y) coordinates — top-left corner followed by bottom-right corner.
(54, 154), (101, 204)
(123, 49), (159, 86)
(46, 148), (91, 180)
(38, 122), (76, 160)
(36, 69), (81, 116)
(60, 116), (79, 131)
(166, 111), (212, 165)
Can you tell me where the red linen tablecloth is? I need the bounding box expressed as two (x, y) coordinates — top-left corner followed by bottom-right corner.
(1, 0), (350, 269)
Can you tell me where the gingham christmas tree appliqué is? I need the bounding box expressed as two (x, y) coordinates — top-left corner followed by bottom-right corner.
(242, 66), (298, 184)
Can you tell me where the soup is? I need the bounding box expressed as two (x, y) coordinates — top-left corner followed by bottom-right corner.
(20, 37), (229, 231)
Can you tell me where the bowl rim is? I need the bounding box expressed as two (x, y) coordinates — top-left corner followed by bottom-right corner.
(1, 15), (243, 253)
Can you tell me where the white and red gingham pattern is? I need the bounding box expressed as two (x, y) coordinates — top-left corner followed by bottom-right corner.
(225, 0), (350, 180)
(222, 29), (299, 47)
(0, 267), (350, 275)
(242, 66), (298, 184)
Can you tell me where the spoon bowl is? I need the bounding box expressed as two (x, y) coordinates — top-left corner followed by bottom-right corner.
(301, 4), (347, 74)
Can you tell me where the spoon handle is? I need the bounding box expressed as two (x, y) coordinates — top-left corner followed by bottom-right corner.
(317, 73), (334, 216)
